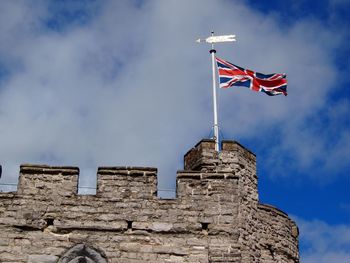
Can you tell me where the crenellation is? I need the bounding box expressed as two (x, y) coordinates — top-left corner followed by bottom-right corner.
(0, 139), (299, 262)
(96, 166), (158, 200)
(184, 139), (218, 171)
(17, 164), (79, 197)
(221, 140), (256, 161)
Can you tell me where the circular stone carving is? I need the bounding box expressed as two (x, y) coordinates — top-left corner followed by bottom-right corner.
(57, 244), (107, 263)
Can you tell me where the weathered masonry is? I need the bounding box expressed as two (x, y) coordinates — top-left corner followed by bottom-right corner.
(0, 139), (299, 263)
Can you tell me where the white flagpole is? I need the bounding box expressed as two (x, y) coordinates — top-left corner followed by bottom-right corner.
(196, 31), (236, 152)
(209, 33), (220, 151)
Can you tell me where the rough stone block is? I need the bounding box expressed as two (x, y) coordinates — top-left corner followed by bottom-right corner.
(28, 255), (59, 263)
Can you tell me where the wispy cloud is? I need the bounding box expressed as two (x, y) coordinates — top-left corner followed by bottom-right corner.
(0, 0), (348, 190)
(296, 217), (350, 263)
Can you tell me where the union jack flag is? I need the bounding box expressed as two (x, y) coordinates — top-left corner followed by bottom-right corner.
(216, 57), (287, 96)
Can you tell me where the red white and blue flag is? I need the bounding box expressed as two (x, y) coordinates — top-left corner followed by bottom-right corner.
(216, 57), (287, 96)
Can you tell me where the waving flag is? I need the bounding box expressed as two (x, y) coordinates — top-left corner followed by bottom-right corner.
(216, 57), (287, 96)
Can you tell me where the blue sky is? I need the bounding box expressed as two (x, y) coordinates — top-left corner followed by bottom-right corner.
(0, 0), (349, 262)
(246, 0), (350, 217)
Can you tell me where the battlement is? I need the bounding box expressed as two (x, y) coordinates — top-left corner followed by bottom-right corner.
(97, 166), (157, 199)
(180, 139), (258, 204)
(14, 165), (158, 200)
(184, 139), (256, 171)
(0, 139), (299, 263)
(7, 139), (258, 202)
(17, 164), (79, 197)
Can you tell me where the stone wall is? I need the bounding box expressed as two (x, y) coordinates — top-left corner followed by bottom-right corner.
(0, 139), (299, 263)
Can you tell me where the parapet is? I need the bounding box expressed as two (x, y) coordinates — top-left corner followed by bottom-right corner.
(184, 139), (217, 171)
(8, 139), (259, 203)
(17, 164), (79, 197)
(180, 139), (258, 204)
(15, 165), (158, 200)
(184, 139), (256, 172)
(97, 166), (157, 199)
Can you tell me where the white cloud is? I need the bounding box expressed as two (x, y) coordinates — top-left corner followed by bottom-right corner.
(296, 217), (350, 263)
(0, 0), (348, 189)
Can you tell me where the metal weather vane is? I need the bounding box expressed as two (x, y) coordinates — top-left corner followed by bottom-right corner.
(196, 34), (236, 45)
(196, 31), (236, 151)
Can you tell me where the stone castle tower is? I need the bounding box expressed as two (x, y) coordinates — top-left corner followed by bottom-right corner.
(0, 139), (299, 262)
